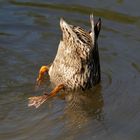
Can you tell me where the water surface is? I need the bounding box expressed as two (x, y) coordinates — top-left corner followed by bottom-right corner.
(0, 0), (140, 140)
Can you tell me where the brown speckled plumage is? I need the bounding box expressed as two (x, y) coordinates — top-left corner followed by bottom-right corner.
(49, 16), (101, 90)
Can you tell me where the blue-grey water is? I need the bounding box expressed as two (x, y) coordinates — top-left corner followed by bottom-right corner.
(0, 0), (140, 140)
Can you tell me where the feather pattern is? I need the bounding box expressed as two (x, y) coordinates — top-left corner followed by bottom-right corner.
(49, 16), (101, 91)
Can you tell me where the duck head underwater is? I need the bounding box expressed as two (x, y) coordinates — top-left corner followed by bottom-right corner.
(28, 14), (102, 108)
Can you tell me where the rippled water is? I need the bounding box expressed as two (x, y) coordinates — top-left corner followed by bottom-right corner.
(0, 0), (140, 140)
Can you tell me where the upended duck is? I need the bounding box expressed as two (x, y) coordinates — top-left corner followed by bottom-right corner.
(28, 14), (101, 108)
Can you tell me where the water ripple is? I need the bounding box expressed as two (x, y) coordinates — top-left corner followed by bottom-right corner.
(10, 0), (140, 24)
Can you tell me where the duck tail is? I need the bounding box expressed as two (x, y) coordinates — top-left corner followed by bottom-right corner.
(90, 14), (95, 45)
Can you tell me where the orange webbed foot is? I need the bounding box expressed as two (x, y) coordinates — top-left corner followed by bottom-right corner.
(36, 65), (49, 87)
(28, 94), (49, 108)
(28, 84), (64, 108)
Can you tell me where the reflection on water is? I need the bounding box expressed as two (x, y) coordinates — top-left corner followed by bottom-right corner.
(64, 85), (104, 126)
(0, 0), (140, 140)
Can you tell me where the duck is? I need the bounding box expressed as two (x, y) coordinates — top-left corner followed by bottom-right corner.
(28, 14), (101, 108)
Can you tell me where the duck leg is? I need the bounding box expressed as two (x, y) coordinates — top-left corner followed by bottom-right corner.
(28, 84), (64, 108)
(36, 65), (50, 87)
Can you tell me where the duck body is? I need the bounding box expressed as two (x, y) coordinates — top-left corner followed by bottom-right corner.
(49, 39), (90, 90)
(28, 15), (102, 108)
(49, 17), (101, 91)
